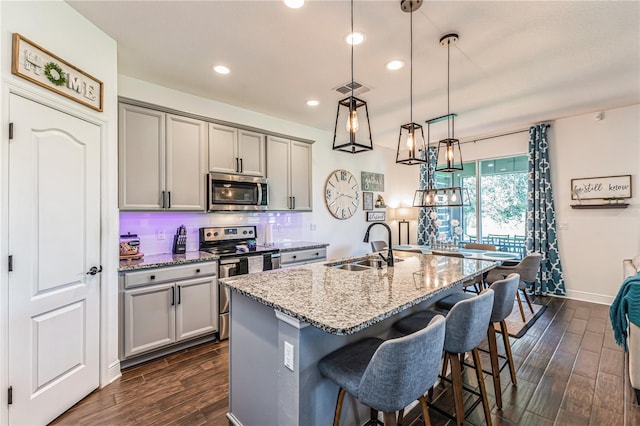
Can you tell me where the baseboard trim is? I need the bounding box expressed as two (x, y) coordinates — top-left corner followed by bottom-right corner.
(564, 289), (613, 305)
(105, 360), (122, 385)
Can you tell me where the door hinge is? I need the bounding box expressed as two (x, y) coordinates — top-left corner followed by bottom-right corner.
(8, 386), (12, 405)
(9, 123), (13, 140)
(8, 255), (13, 272)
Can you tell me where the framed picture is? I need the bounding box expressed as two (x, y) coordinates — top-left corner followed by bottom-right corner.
(366, 211), (386, 222)
(362, 191), (373, 210)
(571, 174), (632, 200)
(361, 171), (384, 191)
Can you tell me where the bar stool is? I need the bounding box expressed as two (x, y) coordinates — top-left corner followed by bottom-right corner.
(393, 289), (495, 426)
(318, 315), (446, 426)
(436, 273), (520, 409)
(485, 253), (542, 321)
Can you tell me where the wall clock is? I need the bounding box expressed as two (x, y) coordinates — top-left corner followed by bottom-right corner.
(325, 169), (360, 219)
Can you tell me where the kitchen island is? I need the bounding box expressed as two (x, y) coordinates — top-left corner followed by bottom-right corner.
(220, 251), (497, 426)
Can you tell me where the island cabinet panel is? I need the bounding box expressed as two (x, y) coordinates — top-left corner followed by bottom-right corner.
(209, 124), (266, 177)
(121, 261), (218, 361)
(266, 136), (312, 211)
(119, 104), (207, 211)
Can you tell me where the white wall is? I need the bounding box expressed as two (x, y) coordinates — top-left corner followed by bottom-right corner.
(0, 3), (120, 421)
(118, 76), (419, 259)
(552, 105), (640, 304)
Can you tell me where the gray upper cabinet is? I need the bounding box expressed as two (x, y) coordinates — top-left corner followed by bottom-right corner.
(119, 104), (207, 211)
(209, 123), (265, 177)
(266, 136), (312, 211)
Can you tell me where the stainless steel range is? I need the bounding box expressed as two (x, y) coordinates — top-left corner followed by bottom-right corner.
(199, 225), (280, 340)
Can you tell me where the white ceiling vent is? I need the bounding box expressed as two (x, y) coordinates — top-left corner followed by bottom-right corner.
(333, 81), (372, 96)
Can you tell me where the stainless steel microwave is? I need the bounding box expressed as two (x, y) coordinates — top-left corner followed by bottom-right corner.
(207, 172), (269, 211)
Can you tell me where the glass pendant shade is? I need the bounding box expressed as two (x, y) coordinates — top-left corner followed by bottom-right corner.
(396, 123), (427, 165)
(333, 96), (373, 153)
(413, 186), (468, 207)
(435, 137), (463, 172)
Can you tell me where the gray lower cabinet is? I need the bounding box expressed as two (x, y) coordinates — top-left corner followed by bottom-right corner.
(280, 247), (327, 268)
(121, 262), (218, 359)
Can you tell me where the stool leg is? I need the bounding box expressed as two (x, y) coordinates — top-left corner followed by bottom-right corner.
(516, 292), (526, 321)
(487, 323), (502, 409)
(383, 412), (397, 426)
(500, 320), (517, 385)
(370, 408), (379, 426)
(397, 408), (404, 425)
(448, 352), (466, 426)
(333, 388), (346, 426)
(419, 395), (432, 426)
(522, 290), (535, 314)
(472, 348), (493, 426)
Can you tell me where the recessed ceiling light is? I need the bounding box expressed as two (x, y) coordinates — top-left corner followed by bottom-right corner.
(306, 99), (319, 107)
(345, 32), (365, 45)
(386, 60), (405, 71)
(213, 65), (230, 75)
(284, 0), (304, 8)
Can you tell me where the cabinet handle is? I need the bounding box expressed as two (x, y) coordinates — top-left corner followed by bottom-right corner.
(150, 275), (156, 280)
(196, 268), (201, 273)
(170, 287), (175, 306)
(315, 252), (319, 256)
(168, 191), (171, 209)
(177, 286), (181, 304)
(288, 197), (293, 209)
(161, 191), (166, 208)
(293, 255), (297, 259)
(239, 158), (243, 173)
(292, 196), (296, 210)
(235, 157), (239, 173)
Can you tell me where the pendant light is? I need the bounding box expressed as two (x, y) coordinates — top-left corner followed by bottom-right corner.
(396, 0), (427, 165)
(435, 33), (463, 172)
(332, 0), (373, 154)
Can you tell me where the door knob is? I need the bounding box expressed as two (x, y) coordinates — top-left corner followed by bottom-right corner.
(86, 266), (103, 275)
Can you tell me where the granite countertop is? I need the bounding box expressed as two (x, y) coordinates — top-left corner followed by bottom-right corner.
(119, 251), (218, 272)
(220, 251), (496, 335)
(267, 241), (329, 252)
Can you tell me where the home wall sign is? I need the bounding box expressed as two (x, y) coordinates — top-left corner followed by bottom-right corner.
(366, 211), (386, 222)
(361, 171), (384, 191)
(571, 175), (631, 200)
(11, 33), (104, 112)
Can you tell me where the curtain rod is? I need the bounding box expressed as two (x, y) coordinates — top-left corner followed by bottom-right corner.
(460, 124), (551, 145)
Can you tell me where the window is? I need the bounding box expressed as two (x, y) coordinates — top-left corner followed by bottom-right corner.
(436, 155), (528, 257)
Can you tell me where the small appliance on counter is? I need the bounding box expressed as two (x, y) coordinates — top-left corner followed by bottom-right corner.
(119, 232), (143, 260)
(172, 225), (187, 254)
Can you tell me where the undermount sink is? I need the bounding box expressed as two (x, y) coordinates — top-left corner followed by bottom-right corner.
(333, 263), (371, 271)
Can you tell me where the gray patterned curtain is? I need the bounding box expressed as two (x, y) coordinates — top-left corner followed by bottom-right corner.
(417, 147), (437, 245)
(526, 124), (566, 295)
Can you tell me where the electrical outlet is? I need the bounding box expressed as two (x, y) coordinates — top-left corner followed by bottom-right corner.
(310, 224), (317, 231)
(157, 230), (166, 240)
(558, 223), (568, 231)
(284, 341), (294, 371)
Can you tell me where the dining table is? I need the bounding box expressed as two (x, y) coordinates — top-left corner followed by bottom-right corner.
(392, 244), (520, 261)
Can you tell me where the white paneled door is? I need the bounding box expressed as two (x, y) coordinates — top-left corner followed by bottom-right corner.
(8, 94), (101, 425)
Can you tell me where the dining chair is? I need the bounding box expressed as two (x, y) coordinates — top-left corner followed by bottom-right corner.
(319, 315), (446, 426)
(485, 253), (542, 321)
(370, 240), (388, 252)
(462, 243), (496, 292)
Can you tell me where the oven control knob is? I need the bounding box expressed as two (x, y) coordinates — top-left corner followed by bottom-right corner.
(248, 230), (253, 235)
(243, 231), (247, 235)
(214, 232), (219, 237)
(206, 232), (212, 237)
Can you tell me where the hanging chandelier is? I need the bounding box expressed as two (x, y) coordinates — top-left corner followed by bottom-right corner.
(332, 0), (373, 154)
(395, 0), (427, 165)
(435, 33), (463, 172)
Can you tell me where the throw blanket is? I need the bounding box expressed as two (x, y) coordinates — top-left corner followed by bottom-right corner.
(610, 272), (640, 351)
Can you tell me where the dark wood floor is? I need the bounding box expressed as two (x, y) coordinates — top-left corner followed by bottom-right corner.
(51, 296), (640, 426)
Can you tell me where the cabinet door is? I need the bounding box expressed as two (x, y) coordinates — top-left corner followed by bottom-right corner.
(237, 129), (266, 177)
(123, 283), (176, 358)
(166, 114), (207, 210)
(175, 276), (218, 341)
(290, 141), (313, 211)
(119, 104), (165, 210)
(209, 123), (238, 174)
(266, 136), (291, 210)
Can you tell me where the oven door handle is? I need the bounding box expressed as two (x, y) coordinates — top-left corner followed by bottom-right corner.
(257, 183), (263, 206)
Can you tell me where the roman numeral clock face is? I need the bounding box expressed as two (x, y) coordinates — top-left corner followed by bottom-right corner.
(325, 169), (360, 220)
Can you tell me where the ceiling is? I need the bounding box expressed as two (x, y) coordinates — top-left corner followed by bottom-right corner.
(68, 0), (640, 148)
